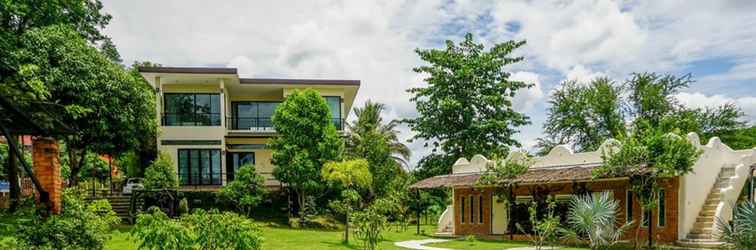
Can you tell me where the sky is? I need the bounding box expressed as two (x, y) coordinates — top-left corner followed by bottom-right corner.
(102, 0), (756, 167)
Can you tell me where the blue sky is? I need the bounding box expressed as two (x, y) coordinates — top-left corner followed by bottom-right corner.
(102, 0), (756, 166)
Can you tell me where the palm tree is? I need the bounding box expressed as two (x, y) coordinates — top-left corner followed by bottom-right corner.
(345, 101), (410, 168)
(716, 201), (756, 249)
(564, 191), (633, 250)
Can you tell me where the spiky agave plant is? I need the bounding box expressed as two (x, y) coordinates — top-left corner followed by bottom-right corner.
(564, 191), (634, 250)
(716, 201), (756, 250)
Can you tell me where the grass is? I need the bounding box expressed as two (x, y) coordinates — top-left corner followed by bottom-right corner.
(106, 224), (439, 250)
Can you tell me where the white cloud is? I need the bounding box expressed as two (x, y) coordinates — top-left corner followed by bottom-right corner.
(565, 64), (606, 83)
(102, 0), (756, 166)
(510, 71), (544, 111)
(675, 92), (756, 124)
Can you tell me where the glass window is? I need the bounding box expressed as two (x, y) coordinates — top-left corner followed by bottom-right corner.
(163, 93), (220, 126)
(178, 150), (189, 185)
(626, 190), (633, 223)
(470, 195), (475, 224)
(479, 195), (484, 224)
(461, 196), (466, 224)
(324, 96), (341, 129)
(658, 190), (666, 227)
(226, 152), (255, 181)
(231, 102), (280, 130)
(177, 149), (222, 185)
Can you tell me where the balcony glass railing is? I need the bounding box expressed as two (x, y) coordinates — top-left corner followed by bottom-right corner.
(226, 117), (344, 131)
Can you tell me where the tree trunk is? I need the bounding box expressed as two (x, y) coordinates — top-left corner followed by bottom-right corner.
(344, 207), (349, 243)
(67, 149), (85, 187)
(298, 188), (306, 223)
(7, 140), (20, 212)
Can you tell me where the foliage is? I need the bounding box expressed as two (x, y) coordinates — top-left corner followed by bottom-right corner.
(78, 152), (110, 181)
(716, 201), (756, 250)
(118, 151), (142, 178)
(219, 164), (268, 217)
(322, 159), (372, 243)
(143, 152), (178, 190)
(132, 207), (194, 250)
(133, 207), (263, 250)
(345, 101), (410, 196)
(516, 199), (561, 250)
(270, 89), (343, 221)
(6, 24), (157, 186)
(182, 209), (264, 250)
(541, 79), (625, 153)
(352, 205), (388, 250)
(712, 125), (756, 150)
(15, 189), (120, 250)
(564, 191), (634, 250)
(540, 72), (746, 154)
(405, 33), (532, 159)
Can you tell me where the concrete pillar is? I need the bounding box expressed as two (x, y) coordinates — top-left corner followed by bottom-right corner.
(32, 137), (62, 214)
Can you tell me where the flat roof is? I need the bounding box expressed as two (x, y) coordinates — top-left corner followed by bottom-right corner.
(138, 66), (237, 74)
(240, 78), (360, 86)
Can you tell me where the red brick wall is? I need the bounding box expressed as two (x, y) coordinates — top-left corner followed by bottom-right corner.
(452, 177), (680, 243)
(32, 137), (62, 214)
(453, 187), (492, 235)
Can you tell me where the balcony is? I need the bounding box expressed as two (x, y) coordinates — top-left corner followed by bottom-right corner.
(161, 113), (221, 126)
(226, 116), (344, 132)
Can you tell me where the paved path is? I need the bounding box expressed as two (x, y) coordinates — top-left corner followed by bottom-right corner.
(394, 239), (452, 250)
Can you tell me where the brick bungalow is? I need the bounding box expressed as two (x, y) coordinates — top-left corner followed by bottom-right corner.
(410, 133), (756, 248)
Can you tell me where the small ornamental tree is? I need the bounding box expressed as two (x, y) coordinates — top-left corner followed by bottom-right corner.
(595, 123), (701, 249)
(322, 159), (373, 243)
(219, 164), (268, 217)
(270, 89), (343, 222)
(143, 152), (179, 190)
(477, 153), (532, 239)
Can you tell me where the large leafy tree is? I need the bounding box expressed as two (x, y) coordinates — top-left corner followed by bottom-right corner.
(0, 0), (113, 209)
(270, 89), (343, 221)
(345, 101), (410, 197)
(539, 79), (625, 154)
(9, 25), (157, 186)
(406, 33), (532, 174)
(540, 73), (746, 153)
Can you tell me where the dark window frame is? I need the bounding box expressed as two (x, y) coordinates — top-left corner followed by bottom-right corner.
(163, 93), (221, 126)
(230, 101), (281, 130)
(470, 195), (475, 224)
(626, 190), (633, 223)
(479, 195), (484, 224)
(323, 96), (342, 130)
(461, 196), (466, 224)
(226, 151), (256, 181)
(177, 148), (222, 185)
(657, 189), (666, 227)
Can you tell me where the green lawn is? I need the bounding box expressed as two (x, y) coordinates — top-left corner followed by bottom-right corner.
(104, 223), (604, 250)
(107, 224), (442, 250)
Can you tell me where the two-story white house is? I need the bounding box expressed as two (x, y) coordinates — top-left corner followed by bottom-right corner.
(139, 66), (359, 191)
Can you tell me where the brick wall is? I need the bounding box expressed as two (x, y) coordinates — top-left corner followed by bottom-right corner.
(32, 137), (62, 214)
(451, 177), (680, 243)
(453, 187), (492, 235)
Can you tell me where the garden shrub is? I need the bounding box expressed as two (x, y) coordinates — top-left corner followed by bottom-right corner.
(143, 152), (178, 190)
(352, 205), (387, 250)
(132, 207), (194, 250)
(133, 207), (263, 250)
(15, 189), (120, 250)
(716, 201), (756, 250)
(218, 164), (267, 216)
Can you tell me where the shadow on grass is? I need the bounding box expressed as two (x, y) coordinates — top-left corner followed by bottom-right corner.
(319, 240), (361, 250)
